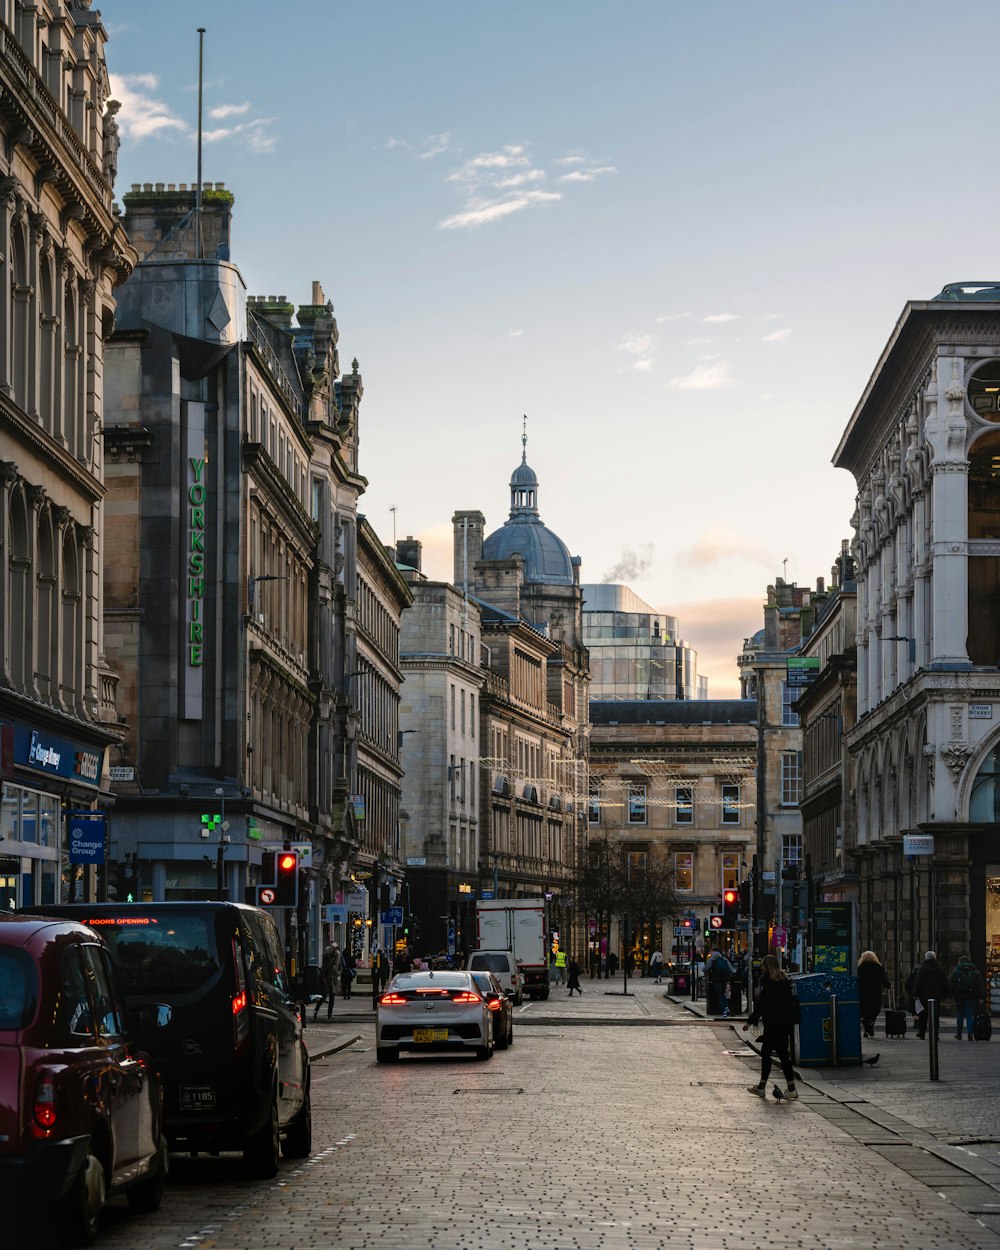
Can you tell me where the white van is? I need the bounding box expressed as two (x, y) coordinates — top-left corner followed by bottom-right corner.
(467, 950), (521, 1004)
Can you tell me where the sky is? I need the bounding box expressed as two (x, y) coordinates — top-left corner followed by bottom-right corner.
(105, 1), (1000, 697)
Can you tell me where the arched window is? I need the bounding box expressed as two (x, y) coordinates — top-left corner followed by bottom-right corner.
(63, 279), (79, 458)
(8, 486), (30, 688)
(970, 743), (1000, 823)
(10, 225), (29, 409)
(38, 258), (55, 435)
(61, 528), (81, 710)
(36, 507), (56, 701)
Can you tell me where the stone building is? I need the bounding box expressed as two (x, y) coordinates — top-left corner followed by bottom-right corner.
(349, 516), (411, 961)
(396, 535), (486, 955)
(0, 2), (136, 909)
(102, 184), (380, 968)
(452, 436), (591, 953)
(833, 282), (1000, 1004)
(587, 701), (757, 963)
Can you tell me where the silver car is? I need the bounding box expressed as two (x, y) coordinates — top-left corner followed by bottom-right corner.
(376, 970), (493, 1063)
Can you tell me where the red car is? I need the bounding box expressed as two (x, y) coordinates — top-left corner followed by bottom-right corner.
(0, 916), (167, 1245)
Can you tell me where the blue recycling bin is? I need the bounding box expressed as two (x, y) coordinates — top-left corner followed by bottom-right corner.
(792, 972), (862, 1066)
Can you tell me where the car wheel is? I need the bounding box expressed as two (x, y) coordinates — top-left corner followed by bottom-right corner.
(495, 1019), (509, 1050)
(507, 1022), (514, 1048)
(514, 991), (523, 1006)
(539, 986), (550, 1001)
(56, 1145), (106, 1247)
(376, 1047), (398, 1064)
(243, 1095), (280, 1179)
(282, 1083), (312, 1159)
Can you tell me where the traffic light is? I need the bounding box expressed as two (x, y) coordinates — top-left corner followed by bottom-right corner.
(722, 888), (739, 928)
(274, 851), (298, 907)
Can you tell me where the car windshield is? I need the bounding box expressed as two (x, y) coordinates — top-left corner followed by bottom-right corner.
(469, 953), (510, 974)
(0, 948), (39, 1030)
(393, 972), (470, 990)
(81, 913), (221, 995)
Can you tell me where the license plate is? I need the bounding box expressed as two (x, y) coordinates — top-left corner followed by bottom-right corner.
(413, 1028), (448, 1043)
(179, 1085), (215, 1110)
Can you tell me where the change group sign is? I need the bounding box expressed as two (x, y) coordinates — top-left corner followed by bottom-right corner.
(68, 812), (107, 864)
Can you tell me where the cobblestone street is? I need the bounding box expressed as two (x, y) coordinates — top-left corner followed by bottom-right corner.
(84, 982), (1000, 1250)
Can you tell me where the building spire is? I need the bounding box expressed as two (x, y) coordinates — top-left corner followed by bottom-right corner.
(522, 413), (528, 463)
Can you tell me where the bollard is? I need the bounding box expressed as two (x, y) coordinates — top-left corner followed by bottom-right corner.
(830, 993), (839, 1066)
(928, 998), (939, 1081)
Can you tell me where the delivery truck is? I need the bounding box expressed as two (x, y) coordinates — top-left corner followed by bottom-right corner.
(469, 898), (549, 1001)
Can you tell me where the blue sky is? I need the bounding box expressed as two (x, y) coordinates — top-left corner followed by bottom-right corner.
(107, 1), (1000, 695)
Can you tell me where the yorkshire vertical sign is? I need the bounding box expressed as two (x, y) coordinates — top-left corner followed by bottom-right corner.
(183, 403), (206, 719)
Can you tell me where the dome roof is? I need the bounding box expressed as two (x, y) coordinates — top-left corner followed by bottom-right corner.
(483, 516), (574, 585)
(482, 432), (574, 585)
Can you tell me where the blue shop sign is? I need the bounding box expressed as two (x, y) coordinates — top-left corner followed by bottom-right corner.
(15, 725), (104, 789)
(68, 812), (107, 864)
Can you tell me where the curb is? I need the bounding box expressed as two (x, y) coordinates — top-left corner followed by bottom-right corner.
(307, 1033), (362, 1060)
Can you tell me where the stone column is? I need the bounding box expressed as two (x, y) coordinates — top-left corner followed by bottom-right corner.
(929, 357), (969, 666)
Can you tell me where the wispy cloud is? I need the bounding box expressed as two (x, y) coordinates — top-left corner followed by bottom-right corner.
(666, 359), (736, 390)
(686, 337), (712, 345)
(440, 190), (560, 231)
(630, 358), (654, 371)
(418, 133), (452, 160)
(618, 333), (654, 356)
(656, 312), (692, 323)
(509, 329), (524, 338)
(558, 164), (616, 183)
(676, 527), (770, 570)
(209, 101), (250, 119)
(761, 312), (786, 321)
(703, 312), (740, 324)
(761, 328), (792, 343)
(108, 72), (188, 140)
(110, 73), (276, 152)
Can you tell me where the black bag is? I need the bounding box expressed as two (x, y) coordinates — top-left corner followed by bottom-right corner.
(885, 987), (906, 1039)
(973, 1004), (992, 1041)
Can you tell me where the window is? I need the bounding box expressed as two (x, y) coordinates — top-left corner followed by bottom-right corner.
(461, 690), (466, 734)
(588, 782), (601, 825)
(675, 785), (693, 825)
(627, 783), (647, 824)
(449, 624), (456, 655)
(81, 945), (124, 1038)
(721, 784), (740, 825)
(625, 850), (647, 880)
(780, 752), (802, 805)
(674, 851), (693, 893)
(721, 852), (740, 891)
(781, 681), (800, 726)
(781, 834), (803, 872)
(450, 684), (456, 730)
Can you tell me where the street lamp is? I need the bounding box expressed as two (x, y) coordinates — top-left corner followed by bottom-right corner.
(247, 573), (289, 618)
(883, 635), (917, 664)
(214, 786), (231, 899)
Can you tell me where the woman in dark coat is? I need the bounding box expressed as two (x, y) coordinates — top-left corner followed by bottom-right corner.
(566, 956), (583, 996)
(743, 954), (798, 1099)
(857, 950), (891, 1038)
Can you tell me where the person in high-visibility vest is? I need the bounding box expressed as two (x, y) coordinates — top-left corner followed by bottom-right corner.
(553, 948), (567, 986)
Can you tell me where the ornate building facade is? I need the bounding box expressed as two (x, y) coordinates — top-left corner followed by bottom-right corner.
(0, 1), (136, 909)
(834, 285), (1000, 1005)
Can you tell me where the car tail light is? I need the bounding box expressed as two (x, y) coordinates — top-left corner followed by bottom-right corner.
(487, 996), (502, 1011)
(380, 992), (407, 1005)
(32, 1073), (57, 1137)
(451, 991), (481, 1004)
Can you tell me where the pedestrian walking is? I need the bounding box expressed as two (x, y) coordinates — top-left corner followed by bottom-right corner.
(743, 954), (799, 1100)
(371, 947), (391, 1009)
(393, 945), (413, 976)
(314, 940), (340, 1021)
(554, 948), (567, 986)
(948, 953), (984, 1041)
(649, 948), (664, 983)
(911, 950), (949, 1039)
(567, 955), (583, 996)
(340, 947), (355, 1000)
(589, 948), (600, 979)
(857, 950), (891, 1039)
(607, 950), (619, 977)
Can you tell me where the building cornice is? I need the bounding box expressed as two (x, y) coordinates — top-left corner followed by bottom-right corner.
(1, 389), (105, 502)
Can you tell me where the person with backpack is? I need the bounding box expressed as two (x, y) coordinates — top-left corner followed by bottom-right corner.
(948, 954), (984, 1041)
(911, 951), (949, 1040)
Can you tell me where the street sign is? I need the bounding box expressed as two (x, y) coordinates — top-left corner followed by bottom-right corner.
(258, 886), (277, 906)
(405, 856), (426, 866)
(786, 657), (820, 687)
(481, 890), (495, 900)
(673, 925), (693, 936)
(902, 834), (934, 856)
(773, 926), (788, 947)
(324, 904), (348, 923)
(67, 812), (106, 864)
(108, 766), (135, 782)
(345, 891), (368, 913)
(709, 915), (724, 930)
(380, 907), (403, 925)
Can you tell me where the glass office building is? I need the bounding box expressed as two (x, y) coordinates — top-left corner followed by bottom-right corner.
(581, 584), (707, 701)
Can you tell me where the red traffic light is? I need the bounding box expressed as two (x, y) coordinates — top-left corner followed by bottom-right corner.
(723, 889), (738, 906)
(278, 853), (297, 872)
(721, 887), (739, 927)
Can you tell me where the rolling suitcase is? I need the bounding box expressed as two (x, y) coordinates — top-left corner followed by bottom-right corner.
(973, 1003), (992, 1041)
(885, 987), (907, 1039)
